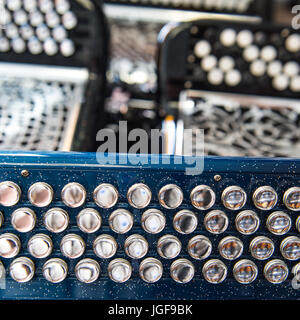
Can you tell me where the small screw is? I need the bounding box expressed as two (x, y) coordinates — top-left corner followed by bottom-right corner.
(187, 55), (195, 63)
(214, 175), (222, 182)
(190, 26), (198, 35)
(184, 81), (192, 89)
(89, 72), (97, 80)
(21, 170), (29, 177)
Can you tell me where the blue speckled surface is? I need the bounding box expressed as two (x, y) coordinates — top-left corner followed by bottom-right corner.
(0, 151), (299, 300)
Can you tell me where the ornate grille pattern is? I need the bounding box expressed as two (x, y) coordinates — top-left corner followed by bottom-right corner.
(0, 76), (85, 151)
(182, 95), (300, 157)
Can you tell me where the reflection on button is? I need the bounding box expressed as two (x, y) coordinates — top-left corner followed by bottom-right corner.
(202, 259), (227, 284)
(267, 211), (291, 235)
(188, 235), (212, 260)
(139, 258), (163, 283)
(283, 187), (300, 211)
(204, 210), (228, 234)
(109, 209), (133, 234)
(218, 236), (243, 260)
(10, 257), (35, 283)
(77, 208), (101, 233)
(61, 182), (86, 208)
(141, 209), (166, 234)
(157, 235), (181, 259)
(28, 182), (53, 207)
(233, 259), (258, 284)
(60, 234), (85, 259)
(93, 234), (117, 259)
(264, 259), (288, 284)
(11, 208), (36, 232)
(158, 184), (183, 209)
(127, 183), (151, 209)
(170, 259), (195, 284)
(0, 181), (21, 206)
(43, 258), (68, 283)
(93, 183), (118, 209)
(280, 236), (300, 261)
(250, 236), (274, 260)
(0, 233), (20, 258)
(173, 210), (198, 234)
(44, 208), (69, 233)
(190, 185), (215, 210)
(253, 186), (277, 210)
(28, 234), (53, 258)
(235, 210), (260, 235)
(75, 258), (100, 283)
(222, 186), (246, 210)
(108, 258), (132, 283)
(124, 234), (148, 259)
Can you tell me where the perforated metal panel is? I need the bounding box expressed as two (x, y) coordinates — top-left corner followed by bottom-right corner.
(0, 71), (86, 151)
(178, 90), (300, 158)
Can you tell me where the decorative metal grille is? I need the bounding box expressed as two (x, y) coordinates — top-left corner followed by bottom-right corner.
(0, 75), (85, 151)
(181, 94), (300, 158)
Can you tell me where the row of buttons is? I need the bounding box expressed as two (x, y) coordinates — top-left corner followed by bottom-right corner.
(192, 28), (300, 92)
(3, 0), (71, 14)
(2, 206), (300, 236)
(1, 232), (299, 261)
(0, 181), (300, 211)
(0, 0), (77, 56)
(3, 256), (299, 285)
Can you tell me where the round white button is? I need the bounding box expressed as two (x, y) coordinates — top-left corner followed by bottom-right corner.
(60, 234), (85, 259)
(141, 209), (166, 234)
(93, 184), (118, 208)
(109, 209), (133, 234)
(93, 234), (117, 259)
(77, 208), (101, 233)
(11, 208), (36, 232)
(43, 258), (68, 283)
(158, 184), (183, 209)
(127, 183), (151, 209)
(28, 182), (53, 207)
(0, 233), (20, 258)
(10, 257), (35, 283)
(75, 259), (100, 283)
(0, 181), (21, 206)
(139, 258), (163, 283)
(108, 259), (132, 283)
(44, 208), (69, 233)
(61, 182), (86, 208)
(28, 234), (53, 258)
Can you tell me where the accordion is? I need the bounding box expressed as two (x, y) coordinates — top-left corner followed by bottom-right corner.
(0, 0), (299, 302)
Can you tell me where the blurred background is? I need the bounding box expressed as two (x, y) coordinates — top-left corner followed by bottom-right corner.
(0, 0), (299, 157)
